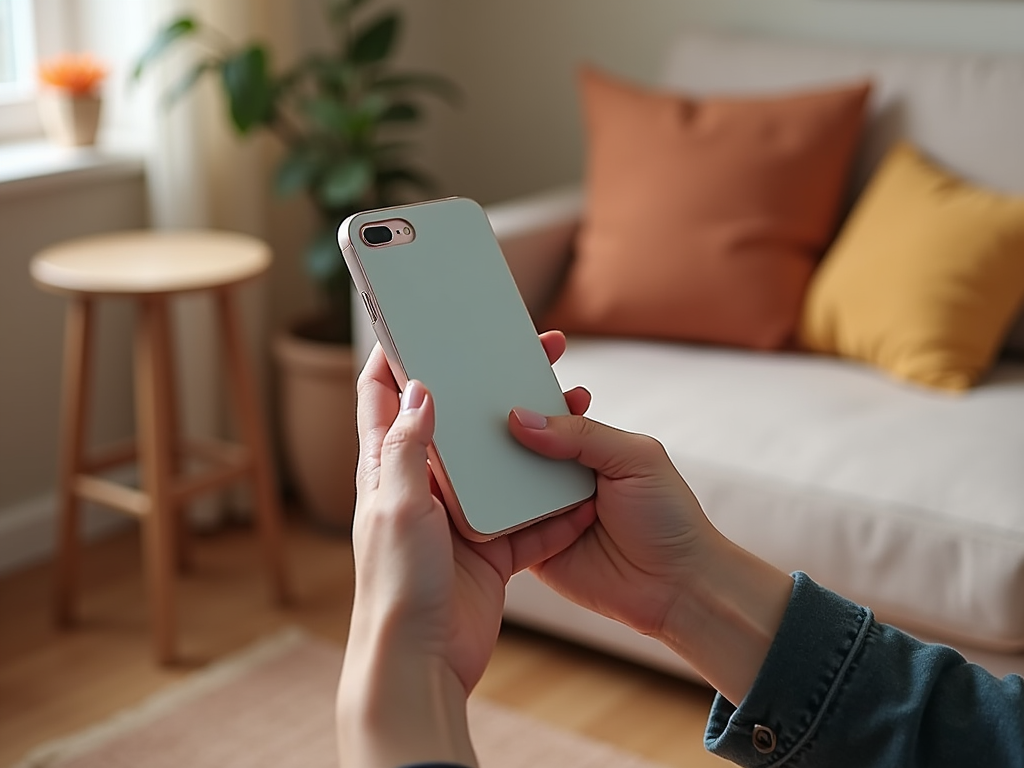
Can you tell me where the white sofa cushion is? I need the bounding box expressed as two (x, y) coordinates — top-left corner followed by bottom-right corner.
(661, 30), (1024, 353)
(553, 339), (1024, 651)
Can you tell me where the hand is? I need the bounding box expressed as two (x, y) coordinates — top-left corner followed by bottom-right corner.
(337, 331), (595, 768)
(508, 410), (712, 637)
(509, 401), (794, 705)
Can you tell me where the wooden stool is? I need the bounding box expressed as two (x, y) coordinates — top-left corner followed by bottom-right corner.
(31, 230), (290, 665)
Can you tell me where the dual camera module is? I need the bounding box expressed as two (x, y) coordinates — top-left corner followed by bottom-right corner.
(361, 220), (415, 247)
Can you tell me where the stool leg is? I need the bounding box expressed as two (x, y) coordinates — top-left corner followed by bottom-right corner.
(155, 301), (190, 574)
(136, 297), (178, 664)
(213, 287), (290, 605)
(54, 298), (94, 628)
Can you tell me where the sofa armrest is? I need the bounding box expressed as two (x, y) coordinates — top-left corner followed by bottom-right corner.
(486, 184), (583, 319)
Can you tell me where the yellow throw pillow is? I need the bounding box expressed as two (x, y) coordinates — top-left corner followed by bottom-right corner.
(799, 143), (1024, 391)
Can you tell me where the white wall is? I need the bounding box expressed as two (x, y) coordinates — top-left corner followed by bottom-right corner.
(411, 0), (1024, 205)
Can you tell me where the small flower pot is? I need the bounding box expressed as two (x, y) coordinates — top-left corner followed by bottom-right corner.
(38, 91), (102, 147)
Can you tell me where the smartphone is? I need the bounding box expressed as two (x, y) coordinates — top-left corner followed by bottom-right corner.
(338, 197), (595, 541)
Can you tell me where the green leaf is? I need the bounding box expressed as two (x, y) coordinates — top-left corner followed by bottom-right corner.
(299, 56), (354, 97)
(274, 147), (322, 198)
(162, 59), (218, 108)
(357, 92), (388, 120)
(220, 46), (275, 133)
(352, 93), (388, 137)
(379, 101), (420, 123)
(303, 94), (385, 140)
(320, 158), (373, 207)
(132, 17), (199, 81)
(372, 72), (462, 106)
(305, 229), (344, 283)
(304, 98), (351, 134)
(350, 13), (400, 65)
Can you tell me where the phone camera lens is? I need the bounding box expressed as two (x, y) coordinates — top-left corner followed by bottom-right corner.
(363, 225), (394, 246)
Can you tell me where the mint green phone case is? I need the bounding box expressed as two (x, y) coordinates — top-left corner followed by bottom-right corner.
(340, 197), (595, 539)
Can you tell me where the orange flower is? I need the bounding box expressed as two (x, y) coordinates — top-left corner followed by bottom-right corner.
(39, 54), (108, 96)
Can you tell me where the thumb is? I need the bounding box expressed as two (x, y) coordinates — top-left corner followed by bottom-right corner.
(376, 380), (436, 511)
(508, 408), (669, 481)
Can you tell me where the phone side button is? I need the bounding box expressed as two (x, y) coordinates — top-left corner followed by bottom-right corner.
(361, 291), (378, 324)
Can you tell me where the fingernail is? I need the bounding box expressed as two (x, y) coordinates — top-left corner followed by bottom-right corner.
(513, 407), (547, 430)
(401, 380), (426, 412)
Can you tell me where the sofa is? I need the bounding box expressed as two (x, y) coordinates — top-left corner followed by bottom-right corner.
(491, 30), (1024, 682)
(353, 30), (1024, 681)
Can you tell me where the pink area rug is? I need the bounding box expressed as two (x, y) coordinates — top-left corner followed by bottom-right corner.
(15, 628), (667, 768)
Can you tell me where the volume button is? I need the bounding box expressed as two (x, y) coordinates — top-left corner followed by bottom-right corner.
(361, 291), (378, 324)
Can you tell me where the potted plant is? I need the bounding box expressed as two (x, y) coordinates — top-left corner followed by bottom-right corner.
(134, 0), (458, 531)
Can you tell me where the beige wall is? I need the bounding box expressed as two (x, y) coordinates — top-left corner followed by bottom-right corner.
(401, 0), (1024, 206)
(0, 172), (147, 509)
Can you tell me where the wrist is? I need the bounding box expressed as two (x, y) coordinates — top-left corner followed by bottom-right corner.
(658, 533), (794, 706)
(338, 607), (477, 768)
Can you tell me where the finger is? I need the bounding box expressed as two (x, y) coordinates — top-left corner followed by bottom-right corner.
(505, 502), (596, 575)
(563, 386), (591, 416)
(539, 330), (567, 366)
(355, 345), (402, 492)
(508, 409), (668, 480)
(376, 380), (438, 517)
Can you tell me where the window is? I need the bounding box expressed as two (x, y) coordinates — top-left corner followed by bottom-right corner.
(0, 0), (35, 100)
(0, 0), (70, 142)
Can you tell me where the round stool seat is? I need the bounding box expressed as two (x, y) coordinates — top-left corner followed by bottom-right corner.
(36, 228), (288, 664)
(31, 230), (270, 296)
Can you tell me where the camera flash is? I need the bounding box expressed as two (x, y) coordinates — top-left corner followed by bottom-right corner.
(403, 226), (411, 235)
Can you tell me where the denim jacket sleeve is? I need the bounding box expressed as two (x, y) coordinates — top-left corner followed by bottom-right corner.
(705, 572), (1024, 767)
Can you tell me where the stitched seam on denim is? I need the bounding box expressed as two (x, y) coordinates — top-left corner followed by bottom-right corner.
(774, 606), (875, 767)
(705, 704), (733, 742)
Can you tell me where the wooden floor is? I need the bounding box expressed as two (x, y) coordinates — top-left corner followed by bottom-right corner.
(0, 519), (725, 767)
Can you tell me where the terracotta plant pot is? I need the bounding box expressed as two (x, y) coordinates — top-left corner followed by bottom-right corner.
(273, 324), (357, 533)
(38, 91), (102, 147)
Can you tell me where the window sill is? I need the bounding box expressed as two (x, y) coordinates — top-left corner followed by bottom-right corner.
(0, 141), (145, 200)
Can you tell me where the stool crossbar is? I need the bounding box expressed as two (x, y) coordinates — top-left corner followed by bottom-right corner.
(33, 230), (290, 665)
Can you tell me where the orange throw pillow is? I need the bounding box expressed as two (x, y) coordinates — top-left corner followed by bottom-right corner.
(545, 67), (871, 349)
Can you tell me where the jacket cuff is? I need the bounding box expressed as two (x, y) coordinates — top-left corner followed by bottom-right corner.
(704, 572), (873, 766)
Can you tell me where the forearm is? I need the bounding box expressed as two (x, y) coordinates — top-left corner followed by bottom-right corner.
(656, 533), (794, 707)
(338, 610), (477, 768)
(703, 573), (1024, 768)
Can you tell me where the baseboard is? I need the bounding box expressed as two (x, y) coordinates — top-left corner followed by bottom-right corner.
(0, 470), (136, 576)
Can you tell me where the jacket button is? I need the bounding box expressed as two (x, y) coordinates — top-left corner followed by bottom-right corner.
(752, 724), (777, 754)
